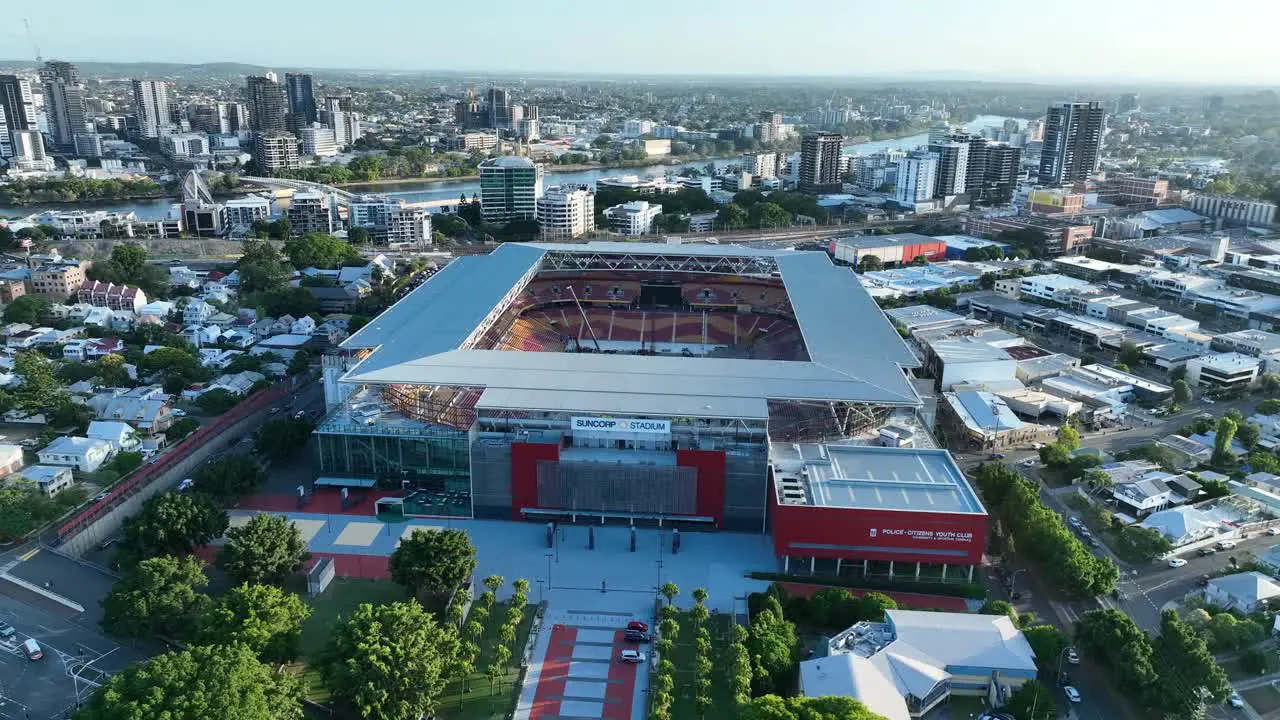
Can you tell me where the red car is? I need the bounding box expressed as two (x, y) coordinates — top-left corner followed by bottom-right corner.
(627, 621), (649, 633)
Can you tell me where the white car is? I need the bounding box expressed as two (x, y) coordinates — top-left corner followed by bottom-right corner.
(1268, 527), (1280, 536)
(1066, 648), (1080, 665)
(1229, 691), (1245, 708)
(1063, 686), (1082, 703)
(171, 408), (186, 417)
(1218, 540), (1238, 550)
(619, 649), (646, 663)
(1168, 557), (1188, 568)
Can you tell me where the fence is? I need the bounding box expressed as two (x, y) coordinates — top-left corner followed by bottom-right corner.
(53, 377), (301, 552)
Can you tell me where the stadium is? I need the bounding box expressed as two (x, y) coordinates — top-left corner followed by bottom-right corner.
(317, 242), (987, 575)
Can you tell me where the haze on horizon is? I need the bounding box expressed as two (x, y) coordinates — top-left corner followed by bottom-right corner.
(4, 0), (1278, 85)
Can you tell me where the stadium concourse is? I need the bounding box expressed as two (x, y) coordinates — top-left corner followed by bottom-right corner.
(302, 241), (989, 586)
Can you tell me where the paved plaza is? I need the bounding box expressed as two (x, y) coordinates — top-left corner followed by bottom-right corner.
(517, 608), (650, 720)
(229, 496), (777, 613)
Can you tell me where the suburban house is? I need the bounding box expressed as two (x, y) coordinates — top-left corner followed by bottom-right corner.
(76, 281), (147, 311)
(184, 370), (265, 399)
(1111, 472), (1202, 518)
(185, 325), (221, 347)
(199, 348), (243, 369)
(799, 610), (1038, 720)
(0, 444), (24, 479)
(20, 465), (74, 496)
(87, 421), (140, 451)
(87, 387), (174, 435)
(37, 437), (114, 473)
(182, 299), (214, 325)
(289, 315), (317, 335)
(1205, 572), (1280, 613)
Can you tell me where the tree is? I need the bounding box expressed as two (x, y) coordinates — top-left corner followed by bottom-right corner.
(1004, 680), (1056, 720)
(746, 597), (797, 695)
(1173, 379), (1193, 405)
(197, 388), (241, 415)
(101, 554), (209, 640)
(1075, 609), (1160, 707)
(2, 294), (52, 324)
(858, 255), (883, 273)
(1056, 424), (1081, 452)
(217, 514), (309, 586)
(197, 583), (311, 662)
(168, 416), (200, 440)
(979, 600), (1017, 619)
(1023, 625), (1069, 673)
(348, 227), (372, 245)
(284, 233), (362, 270)
(110, 243), (149, 279)
(754, 202), (791, 228)
(76, 642), (303, 720)
(195, 456), (267, 502)
(116, 492), (229, 566)
(96, 353), (134, 387)
(1213, 416), (1238, 465)
(254, 418), (314, 460)
(238, 239), (292, 293)
(1118, 341), (1144, 367)
(1238, 422), (1262, 451)
(1152, 609), (1231, 713)
(738, 694), (884, 720)
(319, 601), (462, 720)
(660, 582), (679, 606)
(14, 351), (68, 416)
(716, 202), (748, 230)
(1260, 373), (1280, 397)
(389, 528), (477, 599)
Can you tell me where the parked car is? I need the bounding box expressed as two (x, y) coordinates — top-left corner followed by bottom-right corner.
(1063, 686), (1081, 703)
(624, 630), (652, 642)
(1198, 547), (1218, 557)
(0, 621), (14, 639)
(1068, 516), (1082, 529)
(1269, 527), (1280, 536)
(21, 638), (43, 661)
(626, 621), (649, 633)
(177, 478), (195, 493)
(171, 408), (187, 417)
(1066, 648), (1080, 665)
(1229, 691), (1245, 708)
(1218, 540), (1238, 550)
(94, 492), (111, 502)
(270, 407), (281, 415)
(618, 649), (646, 663)
(1168, 557), (1188, 568)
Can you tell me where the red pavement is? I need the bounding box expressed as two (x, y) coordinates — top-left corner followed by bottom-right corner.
(603, 630), (638, 720)
(779, 581), (970, 612)
(236, 489), (401, 515)
(531, 625), (576, 720)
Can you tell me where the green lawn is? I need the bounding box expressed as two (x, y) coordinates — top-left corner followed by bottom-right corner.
(667, 610), (741, 720)
(437, 600), (537, 720)
(297, 578), (410, 660)
(1241, 685), (1280, 715)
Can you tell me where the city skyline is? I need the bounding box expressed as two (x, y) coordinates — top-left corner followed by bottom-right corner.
(3, 0), (1278, 84)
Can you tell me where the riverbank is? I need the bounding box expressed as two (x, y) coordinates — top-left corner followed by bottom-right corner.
(333, 154), (748, 190)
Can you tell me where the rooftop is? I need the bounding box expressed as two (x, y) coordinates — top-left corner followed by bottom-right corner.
(770, 443), (984, 514)
(832, 233), (940, 250)
(883, 305), (967, 331)
(945, 390), (1025, 434)
(340, 243), (921, 418)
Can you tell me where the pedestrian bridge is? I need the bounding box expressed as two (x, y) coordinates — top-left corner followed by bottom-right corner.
(240, 176), (355, 204)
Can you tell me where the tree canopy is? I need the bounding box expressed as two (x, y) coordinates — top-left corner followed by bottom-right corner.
(737, 694), (885, 720)
(76, 642), (303, 720)
(283, 233), (363, 270)
(197, 583), (311, 663)
(101, 554), (209, 640)
(745, 596), (797, 695)
(319, 601), (463, 720)
(388, 528), (477, 599)
(14, 350), (69, 416)
(194, 456), (267, 503)
(2, 294), (53, 324)
(217, 513), (309, 586)
(117, 492), (229, 566)
(254, 418), (314, 460)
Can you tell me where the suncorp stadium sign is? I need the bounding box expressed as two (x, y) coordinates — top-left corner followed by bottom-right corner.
(571, 416), (671, 435)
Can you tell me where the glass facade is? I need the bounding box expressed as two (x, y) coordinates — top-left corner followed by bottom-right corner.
(316, 425), (470, 488)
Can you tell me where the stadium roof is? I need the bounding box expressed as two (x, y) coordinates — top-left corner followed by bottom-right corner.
(341, 242), (920, 418)
(770, 443), (984, 514)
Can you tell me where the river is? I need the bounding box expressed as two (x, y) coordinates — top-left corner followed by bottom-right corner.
(0, 115), (1021, 220)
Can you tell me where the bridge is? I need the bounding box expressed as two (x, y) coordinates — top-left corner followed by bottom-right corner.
(240, 176), (356, 204)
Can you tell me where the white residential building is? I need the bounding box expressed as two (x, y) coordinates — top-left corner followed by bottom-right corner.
(287, 191), (335, 235)
(87, 420), (139, 451)
(603, 201), (662, 236)
(20, 465), (74, 497)
(224, 195), (272, 227)
(299, 125), (338, 157)
(130, 79), (170, 139)
(537, 186), (595, 239)
(742, 152), (777, 179)
(329, 110), (362, 147)
(1205, 572), (1280, 613)
(1186, 352), (1261, 391)
(165, 133), (208, 157)
(894, 152), (938, 206)
(37, 437), (114, 473)
(1017, 274), (1092, 303)
(1190, 195), (1277, 227)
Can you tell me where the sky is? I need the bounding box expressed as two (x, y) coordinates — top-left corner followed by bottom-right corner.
(5, 0), (1279, 84)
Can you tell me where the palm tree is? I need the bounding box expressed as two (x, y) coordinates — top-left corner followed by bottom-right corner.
(512, 578), (530, 595)
(484, 575), (504, 595)
(660, 582), (680, 606)
(692, 587), (708, 606)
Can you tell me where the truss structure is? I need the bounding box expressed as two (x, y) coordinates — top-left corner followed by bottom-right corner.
(383, 384), (480, 430)
(767, 400), (893, 443)
(540, 249), (778, 277)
